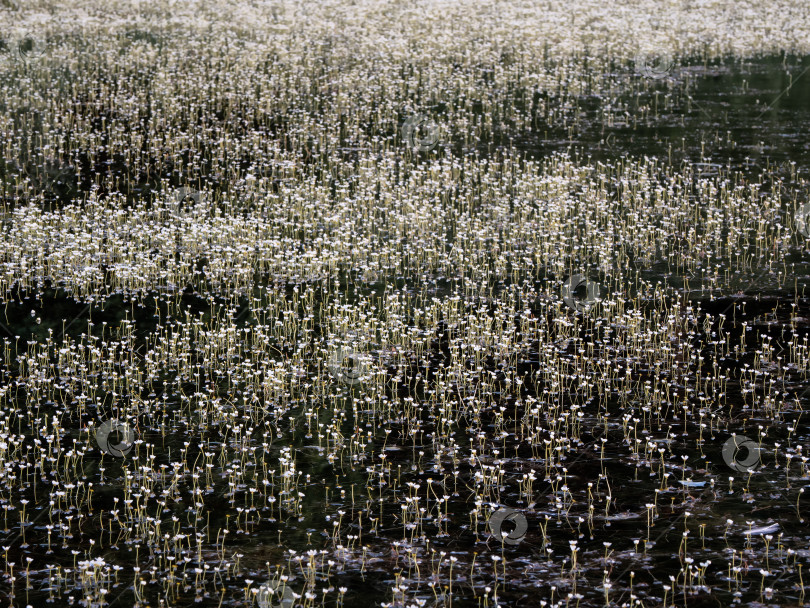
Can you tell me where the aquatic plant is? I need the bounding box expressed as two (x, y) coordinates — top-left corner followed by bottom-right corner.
(0, 0), (808, 607)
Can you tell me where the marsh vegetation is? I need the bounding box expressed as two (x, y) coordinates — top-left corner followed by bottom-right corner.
(1, 1), (810, 607)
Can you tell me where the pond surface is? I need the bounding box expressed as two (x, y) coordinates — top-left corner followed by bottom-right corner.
(1, 9), (810, 608)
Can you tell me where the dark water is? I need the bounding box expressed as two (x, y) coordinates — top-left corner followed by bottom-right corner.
(2, 53), (810, 608)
